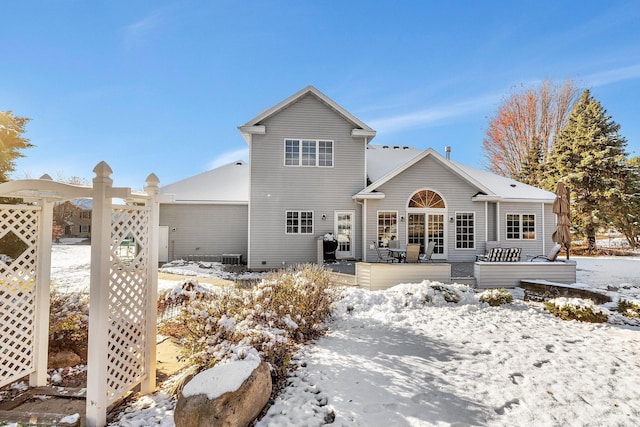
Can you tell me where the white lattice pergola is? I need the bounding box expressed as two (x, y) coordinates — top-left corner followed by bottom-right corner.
(0, 162), (160, 427)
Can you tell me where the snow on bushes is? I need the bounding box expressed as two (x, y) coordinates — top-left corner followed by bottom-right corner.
(166, 264), (338, 386)
(544, 297), (610, 323)
(618, 299), (640, 319)
(478, 288), (514, 307)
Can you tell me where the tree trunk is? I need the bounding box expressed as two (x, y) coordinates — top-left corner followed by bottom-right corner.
(587, 227), (597, 253)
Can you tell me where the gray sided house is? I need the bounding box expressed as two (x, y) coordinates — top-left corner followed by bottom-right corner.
(160, 86), (557, 269)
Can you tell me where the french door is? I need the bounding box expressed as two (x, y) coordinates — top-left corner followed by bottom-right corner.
(335, 211), (354, 259)
(408, 213), (446, 258)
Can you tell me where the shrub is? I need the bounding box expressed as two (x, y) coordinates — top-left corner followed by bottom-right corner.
(167, 264), (338, 391)
(430, 284), (460, 303)
(478, 288), (513, 307)
(618, 299), (640, 319)
(49, 290), (89, 357)
(544, 297), (609, 323)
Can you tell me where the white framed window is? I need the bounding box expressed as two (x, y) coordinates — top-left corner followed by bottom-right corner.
(80, 224), (91, 233)
(455, 212), (475, 249)
(377, 211), (398, 247)
(286, 211), (314, 234)
(284, 139), (333, 167)
(506, 213), (535, 240)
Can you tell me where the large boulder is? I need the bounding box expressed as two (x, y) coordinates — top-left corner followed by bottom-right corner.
(174, 359), (272, 427)
(48, 350), (81, 369)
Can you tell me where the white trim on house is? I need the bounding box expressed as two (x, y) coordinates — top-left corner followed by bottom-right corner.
(356, 148), (494, 198)
(238, 85), (376, 144)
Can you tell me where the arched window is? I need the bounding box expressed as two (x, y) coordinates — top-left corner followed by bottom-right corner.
(408, 190), (445, 209)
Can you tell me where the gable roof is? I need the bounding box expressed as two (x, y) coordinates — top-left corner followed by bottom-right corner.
(238, 85), (376, 143)
(160, 161), (249, 204)
(161, 146), (554, 205)
(358, 145), (555, 203)
(366, 144), (423, 182)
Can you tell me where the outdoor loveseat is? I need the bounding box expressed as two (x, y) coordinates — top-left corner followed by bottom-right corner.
(476, 247), (522, 262)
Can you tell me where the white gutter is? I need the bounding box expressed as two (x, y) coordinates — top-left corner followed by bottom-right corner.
(352, 192), (385, 200)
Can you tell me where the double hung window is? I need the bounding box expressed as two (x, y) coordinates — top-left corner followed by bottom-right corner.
(284, 139), (333, 167)
(506, 213), (535, 240)
(286, 211), (314, 234)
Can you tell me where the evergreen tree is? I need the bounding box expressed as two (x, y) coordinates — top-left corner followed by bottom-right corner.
(609, 157), (640, 248)
(545, 90), (629, 252)
(516, 142), (544, 185)
(0, 110), (32, 183)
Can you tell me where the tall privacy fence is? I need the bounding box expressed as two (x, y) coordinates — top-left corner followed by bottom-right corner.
(0, 162), (160, 427)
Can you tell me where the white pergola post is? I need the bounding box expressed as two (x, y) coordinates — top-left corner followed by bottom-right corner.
(86, 161), (114, 427)
(141, 173), (160, 394)
(30, 197), (54, 387)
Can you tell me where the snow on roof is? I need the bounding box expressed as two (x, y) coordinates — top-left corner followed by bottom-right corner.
(161, 147), (553, 204)
(366, 144), (423, 182)
(160, 161), (249, 204)
(364, 144), (555, 202)
(451, 160), (555, 201)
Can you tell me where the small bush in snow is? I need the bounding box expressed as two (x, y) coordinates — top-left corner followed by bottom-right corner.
(49, 290), (89, 356)
(478, 288), (513, 307)
(430, 284), (460, 303)
(618, 299), (640, 319)
(544, 297), (609, 323)
(167, 264), (338, 392)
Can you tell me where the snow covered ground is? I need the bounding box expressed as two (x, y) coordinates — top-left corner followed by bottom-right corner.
(46, 243), (640, 426)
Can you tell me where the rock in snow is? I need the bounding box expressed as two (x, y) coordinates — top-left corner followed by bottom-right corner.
(174, 360), (271, 427)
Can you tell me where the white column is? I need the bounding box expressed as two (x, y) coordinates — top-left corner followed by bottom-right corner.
(496, 202), (501, 242)
(86, 161), (114, 427)
(30, 198), (54, 386)
(141, 173), (160, 394)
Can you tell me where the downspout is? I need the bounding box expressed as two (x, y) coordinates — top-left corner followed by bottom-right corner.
(247, 136), (253, 269)
(541, 202), (546, 252)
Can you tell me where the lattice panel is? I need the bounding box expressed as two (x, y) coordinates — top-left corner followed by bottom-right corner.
(0, 205), (39, 388)
(106, 206), (150, 403)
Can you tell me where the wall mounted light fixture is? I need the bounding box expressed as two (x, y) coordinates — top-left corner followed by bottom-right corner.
(322, 214), (327, 220)
(400, 215), (405, 222)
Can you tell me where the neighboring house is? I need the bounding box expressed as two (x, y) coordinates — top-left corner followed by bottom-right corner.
(53, 199), (92, 238)
(160, 86), (556, 269)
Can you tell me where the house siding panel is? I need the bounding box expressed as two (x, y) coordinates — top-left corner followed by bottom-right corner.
(249, 94), (365, 269)
(474, 261), (577, 288)
(159, 204), (248, 261)
(499, 202), (548, 257)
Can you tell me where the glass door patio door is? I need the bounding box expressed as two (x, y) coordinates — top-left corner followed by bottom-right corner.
(335, 211), (354, 259)
(408, 213), (446, 258)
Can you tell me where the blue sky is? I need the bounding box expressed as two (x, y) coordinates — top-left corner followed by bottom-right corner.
(3, 1), (639, 190)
